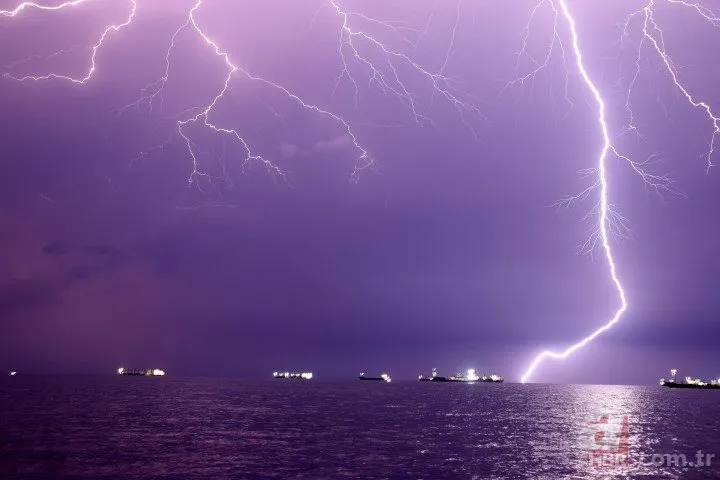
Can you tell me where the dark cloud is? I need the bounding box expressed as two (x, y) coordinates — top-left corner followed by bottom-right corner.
(69, 264), (107, 280)
(42, 241), (72, 255)
(82, 244), (123, 258)
(0, 279), (59, 315)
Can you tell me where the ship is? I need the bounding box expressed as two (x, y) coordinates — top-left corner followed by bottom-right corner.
(418, 368), (471, 382)
(359, 373), (392, 382)
(418, 368), (503, 383)
(117, 367), (165, 376)
(480, 374), (504, 383)
(273, 371), (313, 380)
(660, 369), (720, 389)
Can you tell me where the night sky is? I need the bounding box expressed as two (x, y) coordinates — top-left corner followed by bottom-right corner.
(1, 0), (718, 384)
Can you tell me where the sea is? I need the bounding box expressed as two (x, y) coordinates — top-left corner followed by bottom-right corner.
(1, 377), (719, 479)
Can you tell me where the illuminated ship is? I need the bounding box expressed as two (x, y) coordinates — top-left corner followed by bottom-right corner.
(273, 371), (313, 380)
(660, 369), (720, 389)
(418, 368), (503, 383)
(117, 367), (165, 376)
(359, 373), (392, 382)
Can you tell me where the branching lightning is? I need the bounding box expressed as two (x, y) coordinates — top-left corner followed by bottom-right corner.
(3, 0), (718, 382)
(2, 0), (137, 84)
(519, 0), (720, 383)
(3, 0), (482, 186)
(516, 0), (628, 384)
(626, 0), (720, 171)
(1, 0), (84, 16)
(326, 0), (484, 134)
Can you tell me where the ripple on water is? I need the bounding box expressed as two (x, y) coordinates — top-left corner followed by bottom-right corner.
(1, 380), (718, 479)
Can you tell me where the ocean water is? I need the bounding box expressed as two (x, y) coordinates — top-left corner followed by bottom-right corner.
(1, 377), (719, 479)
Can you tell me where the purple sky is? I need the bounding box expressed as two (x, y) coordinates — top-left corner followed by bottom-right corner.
(0, 0), (718, 383)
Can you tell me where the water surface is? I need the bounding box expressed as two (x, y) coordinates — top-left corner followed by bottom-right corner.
(1, 377), (719, 479)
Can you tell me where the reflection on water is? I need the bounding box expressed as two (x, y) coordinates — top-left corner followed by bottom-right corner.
(1, 378), (719, 479)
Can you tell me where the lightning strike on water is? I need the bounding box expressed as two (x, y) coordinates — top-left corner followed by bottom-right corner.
(520, 0), (719, 383)
(3, 0), (718, 383)
(518, 0), (628, 384)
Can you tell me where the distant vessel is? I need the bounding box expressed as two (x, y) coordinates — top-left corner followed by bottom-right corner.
(660, 369), (720, 389)
(480, 374), (504, 383)
(418, 368), (503, 383)
(10, 371), (16, 376)
(117, 367), (165, 376)
(359, 373), (392, 382)
(273, 371), (313, 380)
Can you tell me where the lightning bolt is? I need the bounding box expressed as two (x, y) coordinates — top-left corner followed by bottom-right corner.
(119, 0), (381, 186)
(2, 0), (137, 84)
(121, 0), (482, 186)
(518, 0), (628, 384)
(156, 0), (292, 187)
(4, 0), (480, 187)
(626, 0), (720, 171)
(0, 0), (86, 16)
(327, 0), (484, 133)
(4, 1), (717, 383)
(520, 0), (718, 383)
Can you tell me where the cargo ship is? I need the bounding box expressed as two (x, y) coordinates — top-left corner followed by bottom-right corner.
(117, 367), (165, 376)
(273, 371), (313, 380)
(660, 369), (720, 389)
(418, 368), (503, 383)
(359, 373), (392, 382)
(480, 374), (504, 383)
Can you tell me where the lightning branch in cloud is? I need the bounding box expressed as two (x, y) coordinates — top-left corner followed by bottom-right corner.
(624, 0), (720, 171)
(118, 0), (484, 187)
(2, 0), (137, 84)
(118, 0), (384, 187)
(2, 0), (481, 192)
(327, 0), (484, 135)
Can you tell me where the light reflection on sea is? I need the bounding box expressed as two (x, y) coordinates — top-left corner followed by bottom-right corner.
(1, 378), (719, 479)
